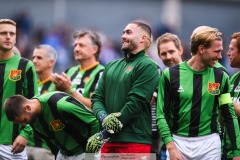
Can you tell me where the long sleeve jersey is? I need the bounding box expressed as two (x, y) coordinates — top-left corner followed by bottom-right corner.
(92, 50), (159, 144)
(32, 91), (100, 156)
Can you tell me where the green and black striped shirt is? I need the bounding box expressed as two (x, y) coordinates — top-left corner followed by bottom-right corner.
(65, 62), (104, 98)
(157, 61), (240, 155)
(32, 91), (100, 156)
(222, 71), (240, 158)
(28, 77), (55, 149)
(0, 55), (38, 144)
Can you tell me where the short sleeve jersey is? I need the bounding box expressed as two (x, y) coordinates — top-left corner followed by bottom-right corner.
(32, 91), (100, 156)
(65, 62), (104, 98)
(0, 55), (38, 144)
(157, 61), (240, 153)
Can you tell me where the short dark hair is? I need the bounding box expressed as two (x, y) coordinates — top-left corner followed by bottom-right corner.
(129, 21), (152, 51)
(74, 30), (102, 60)
(4, 95), (27, 121)
(231, 32), (240, 52)
(129, 21), (152, 39)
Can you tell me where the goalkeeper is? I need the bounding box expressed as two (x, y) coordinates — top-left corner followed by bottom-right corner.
(86, 21), (159, 154)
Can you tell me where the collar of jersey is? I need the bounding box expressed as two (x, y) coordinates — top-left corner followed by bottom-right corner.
(38, 77), (51, 85)
(80, 62), (99, 72)
(125, 50), (145, 62)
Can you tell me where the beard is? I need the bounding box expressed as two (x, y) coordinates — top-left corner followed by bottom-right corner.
(121, 40), (138, 54)
(28, 112), (37, 125)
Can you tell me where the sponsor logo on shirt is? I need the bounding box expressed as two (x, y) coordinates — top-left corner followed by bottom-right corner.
(234, 86), (240, 92)
(208, 82), (220, 95)
(50, 119), (65, 131)
(9, 70), (22, 81)
(177, 85), (184, 92)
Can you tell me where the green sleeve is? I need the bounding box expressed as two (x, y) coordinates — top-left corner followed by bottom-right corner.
(62, 100), (100, 135)
(92, 68), (108, 120)
(19, 124), (32, 140)
(156, 69), (173, 144)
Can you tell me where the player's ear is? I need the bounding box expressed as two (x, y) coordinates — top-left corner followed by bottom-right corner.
(25, 104), (31, 112)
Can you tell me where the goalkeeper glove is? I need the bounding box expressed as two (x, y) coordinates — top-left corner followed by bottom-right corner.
(102, 112), (123, 134)
(86, 130), (109, 153)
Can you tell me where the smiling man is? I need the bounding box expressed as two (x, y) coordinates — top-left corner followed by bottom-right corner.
(86, 21), (159, 155)
(157, 27), (240, 160)
(156, 33), (183, 67)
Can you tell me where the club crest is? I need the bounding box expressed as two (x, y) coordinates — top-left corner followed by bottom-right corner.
(9, 70), (22, 81)
(50, 119), (65, 131)
(125, 66), (133, 73)
(208, 82), (220, 95)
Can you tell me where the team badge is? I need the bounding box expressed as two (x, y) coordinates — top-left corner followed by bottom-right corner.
(126, 66), (133, 73)
(84, 77), (90, 83)
(50, 119), (65, 131)
(9, 70), (22, 81)
(208, 82), (220, 95)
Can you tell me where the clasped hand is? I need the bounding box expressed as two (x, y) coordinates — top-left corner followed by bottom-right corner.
(102, 112), (123, 134)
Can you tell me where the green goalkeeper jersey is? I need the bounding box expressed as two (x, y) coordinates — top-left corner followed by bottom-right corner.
(0, 55), (38, 144)
(32, 91), (100, 156)
(157, 61), (240, 156)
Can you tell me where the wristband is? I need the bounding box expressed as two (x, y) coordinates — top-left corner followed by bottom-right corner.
(99, 113), (108, 123)
(101, 130), (110, 139)
(67, 89), (74, 95)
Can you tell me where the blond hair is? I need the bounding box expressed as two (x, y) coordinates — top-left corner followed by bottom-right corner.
(0, 19), (16, 26)
(191, 27), (222, 55)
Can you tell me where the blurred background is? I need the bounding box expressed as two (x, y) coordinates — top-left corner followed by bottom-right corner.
(1, 0), (240, 75)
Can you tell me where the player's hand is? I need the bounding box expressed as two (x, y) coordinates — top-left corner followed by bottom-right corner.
(233, 156), (240, 160)
(166, 141), (184, 160)
(12, 135), (28, 154)
(51, 72), (71, 92)
(102, 112), (123, 134)
(86, 131), (107, 153)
